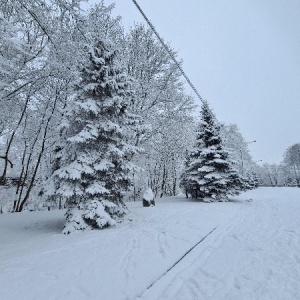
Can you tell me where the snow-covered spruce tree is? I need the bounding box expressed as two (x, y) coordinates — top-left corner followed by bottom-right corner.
(180, 101), (247, 201)
(51, 40), (139, 233)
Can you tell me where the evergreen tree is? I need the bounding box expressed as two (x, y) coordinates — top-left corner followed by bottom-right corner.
(51, 39), (139, 232)
(180, 101), (246, 201)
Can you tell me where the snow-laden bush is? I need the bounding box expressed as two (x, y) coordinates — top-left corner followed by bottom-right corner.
(62, 199), (128, 234)
(62, 208), (88, 234)
(101, 200), (127, 219)
(82, 200), (116, 229)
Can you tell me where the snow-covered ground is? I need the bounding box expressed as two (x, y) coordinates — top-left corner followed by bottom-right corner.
(1, 188), (300, 300)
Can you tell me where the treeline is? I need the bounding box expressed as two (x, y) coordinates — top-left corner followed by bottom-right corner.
(255, 144), (300, 187)
(0, 1), (195, 211)
(0, 1), (260, 227)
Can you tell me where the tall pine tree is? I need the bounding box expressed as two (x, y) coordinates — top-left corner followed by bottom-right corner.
(181, 101), (247, 201)
(51, 39), (140, 232)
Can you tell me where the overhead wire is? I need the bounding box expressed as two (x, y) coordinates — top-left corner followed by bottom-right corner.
(131, 0), (204, 103)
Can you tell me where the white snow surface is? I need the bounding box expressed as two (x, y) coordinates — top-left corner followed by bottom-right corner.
(1, 188), (300, 300)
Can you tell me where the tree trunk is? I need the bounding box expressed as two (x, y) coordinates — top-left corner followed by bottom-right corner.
(0, 94), (30, 185)
(15, 91), (59, 212)
(172, 166), (177, 196)
(160, 164), (167, 198)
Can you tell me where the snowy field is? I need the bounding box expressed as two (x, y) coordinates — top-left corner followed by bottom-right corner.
(1, 187), (300, 300)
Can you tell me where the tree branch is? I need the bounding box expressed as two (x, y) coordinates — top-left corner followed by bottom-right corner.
(0, 156), (13, 168)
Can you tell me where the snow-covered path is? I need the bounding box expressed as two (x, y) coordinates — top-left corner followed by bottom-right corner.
(0, 188), (300, 300)
(142, 188), (300, 300)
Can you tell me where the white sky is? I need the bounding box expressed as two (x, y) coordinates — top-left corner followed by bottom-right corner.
(85, 0), (300, 164)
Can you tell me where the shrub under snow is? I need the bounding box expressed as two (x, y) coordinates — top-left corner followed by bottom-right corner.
(83, 200), (116, 229)
(62, 208), (88, 234)
(62, 199), (127, 234)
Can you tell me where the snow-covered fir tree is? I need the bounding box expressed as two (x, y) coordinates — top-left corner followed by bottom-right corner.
(50, 39), (140, 233)
(180, 101), (247, 201)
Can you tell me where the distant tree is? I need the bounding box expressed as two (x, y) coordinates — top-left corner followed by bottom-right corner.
(145, 114), (195, 198)
(281, 143), (300, 187)
(267, 163), (281, 186)
(50, 39), (140, 233)
(221, 124), (253, 173)
(221, 124), (258, 188)
(180, 101), (247, 201)
(255, 162), (290, 187)
(124, 24), (195, 199)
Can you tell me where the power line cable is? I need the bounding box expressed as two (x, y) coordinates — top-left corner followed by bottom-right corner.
(131, 0), (204, 103)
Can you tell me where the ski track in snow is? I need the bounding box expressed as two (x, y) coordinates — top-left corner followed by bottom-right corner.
(141, 189), (300, 300)
(139, 201), (251, 299)
(1, 188), (300, 300)
(121, 236), (141, 281)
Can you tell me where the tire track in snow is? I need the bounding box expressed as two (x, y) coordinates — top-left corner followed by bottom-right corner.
(224, 198), (300, 300)
(157, 229), (169, 257)
(121, 236), (141, 281)
(119, 209), (182, 283)
(137, 226), (218, 299)
(155, 190), (300, 300)
(139, 201), (252, 300)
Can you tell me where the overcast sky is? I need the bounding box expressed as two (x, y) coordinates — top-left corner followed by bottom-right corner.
(85, 0), (300, 164)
